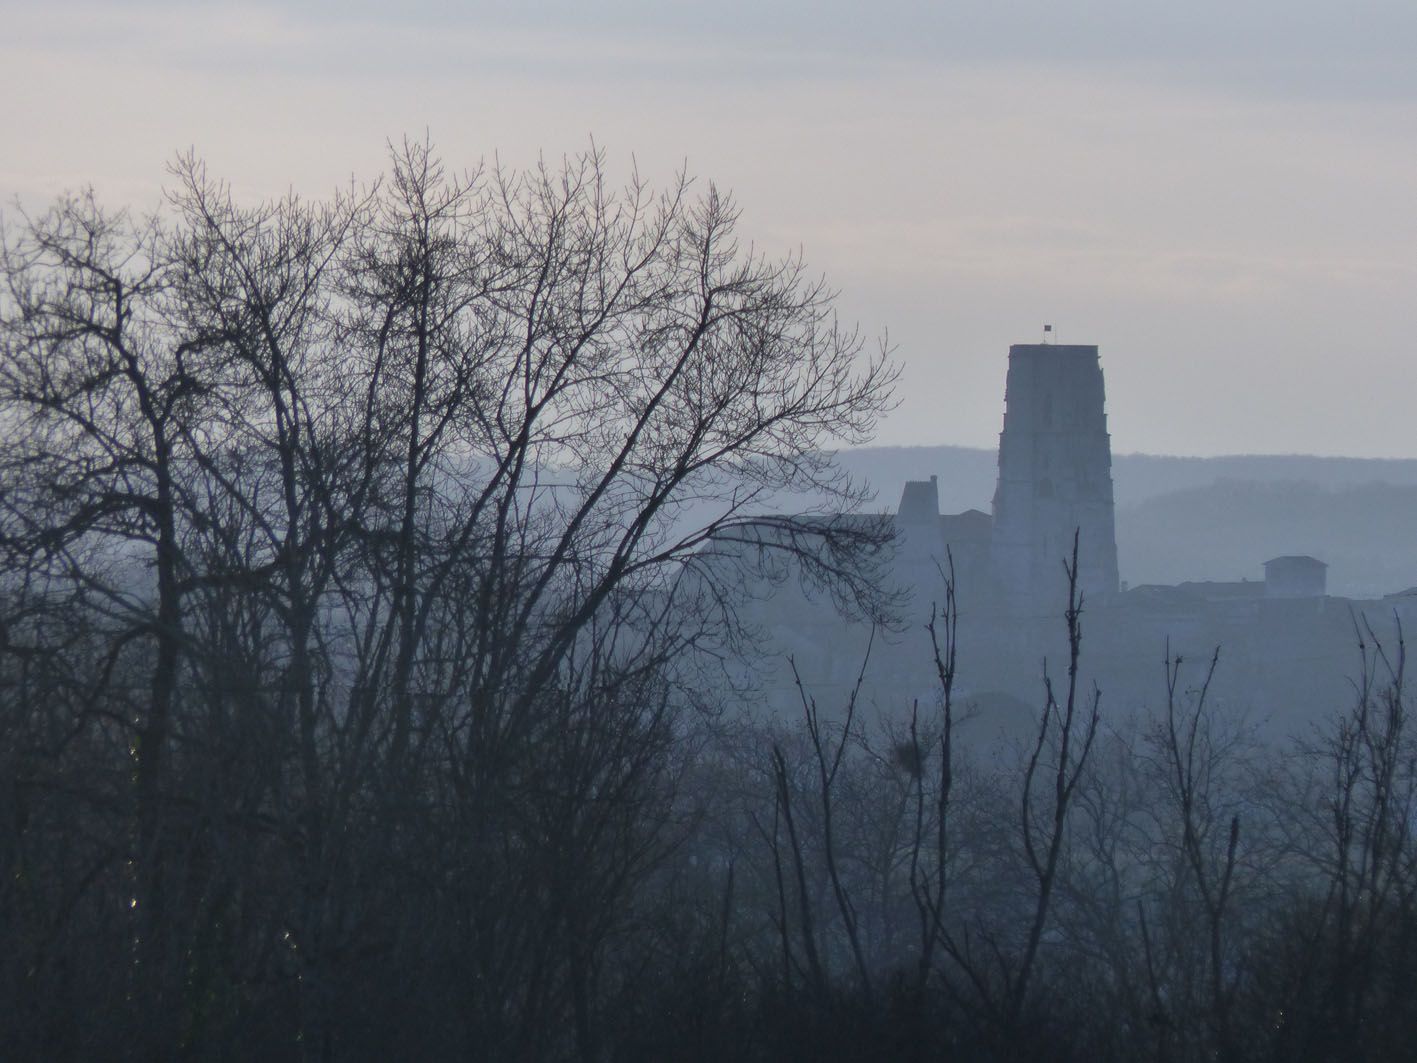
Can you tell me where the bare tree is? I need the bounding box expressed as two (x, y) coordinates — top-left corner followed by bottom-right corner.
(0, 192), (214, 1050)
(1264, 616), (1417, 1062)
(0, 141), (897, 1061)
(1006, 531), (1102, 1034)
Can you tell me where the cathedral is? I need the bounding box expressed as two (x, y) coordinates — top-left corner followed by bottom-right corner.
(709, 340), (1416, 738)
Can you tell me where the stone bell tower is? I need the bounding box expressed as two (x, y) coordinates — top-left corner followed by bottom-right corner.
(990, 342), (1119, 614)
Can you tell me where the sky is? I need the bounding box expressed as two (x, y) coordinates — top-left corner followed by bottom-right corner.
(4, 1), (1416, 458)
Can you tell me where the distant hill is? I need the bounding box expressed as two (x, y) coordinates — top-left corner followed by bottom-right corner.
(835, 445), (1417, 511)
(1112, 452), (1417, 506)
(833, 445), (1417, 598)
(831, 446), (998, 513)
(1116, 481), (1417, 598)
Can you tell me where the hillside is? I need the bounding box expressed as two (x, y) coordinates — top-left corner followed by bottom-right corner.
(834, 445), (1417, 598)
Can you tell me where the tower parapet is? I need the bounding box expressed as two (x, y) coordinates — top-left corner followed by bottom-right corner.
(990, 343), (1119, 613)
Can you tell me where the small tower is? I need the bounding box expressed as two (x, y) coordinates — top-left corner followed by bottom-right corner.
(990, 343), (1119, 613)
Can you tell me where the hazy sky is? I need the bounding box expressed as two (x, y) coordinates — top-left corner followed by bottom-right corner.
(5, 1), (1416, 458)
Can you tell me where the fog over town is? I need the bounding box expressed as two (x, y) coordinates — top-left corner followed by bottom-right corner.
(3, 4), (1417, 1061)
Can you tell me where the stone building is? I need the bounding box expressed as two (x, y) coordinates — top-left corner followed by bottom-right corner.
(1263, 555), (1328, 598)
(990, 343), (1119, 614)
(702, 339), (1411, 737)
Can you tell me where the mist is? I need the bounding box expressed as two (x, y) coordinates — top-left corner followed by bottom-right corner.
(4, 4), (1417, 1059)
